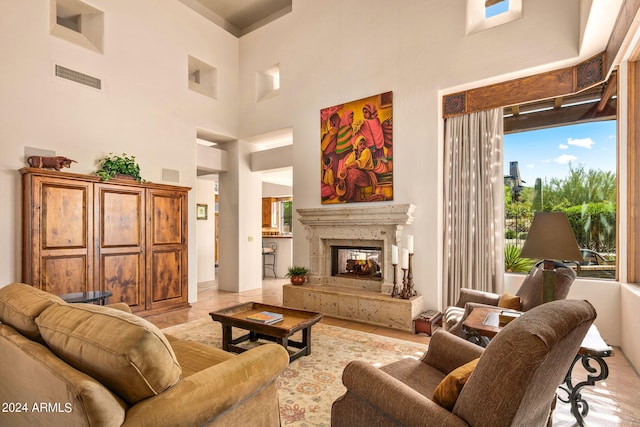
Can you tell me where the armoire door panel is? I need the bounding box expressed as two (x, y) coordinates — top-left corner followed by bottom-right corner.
(101, 252), (144, 310)
(24, 174), (93, 292)
(150, 193), (183, 245)
(42, 184), (88, 249)
(42, 255), (89, 295)
(100, 190), (143, 247)
(95, 184), (145, 310)
(150, 250), (182, 302)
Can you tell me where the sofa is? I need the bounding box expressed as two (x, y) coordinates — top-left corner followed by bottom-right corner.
(0, 283), (289, 427)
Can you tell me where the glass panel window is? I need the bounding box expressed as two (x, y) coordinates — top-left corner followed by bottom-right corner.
(281, 200), (293, 234)
(503, 120), (617, 279)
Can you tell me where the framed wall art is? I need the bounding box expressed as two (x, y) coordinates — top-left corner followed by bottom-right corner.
(320, 91), (393, 204)
(197, 203), (208, 220)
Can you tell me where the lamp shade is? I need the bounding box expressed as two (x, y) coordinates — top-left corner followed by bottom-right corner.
(519, 212), (584, 262)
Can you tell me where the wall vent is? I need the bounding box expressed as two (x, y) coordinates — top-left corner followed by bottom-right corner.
(55, 65), (101, 89)
(162, 168), (180, 183)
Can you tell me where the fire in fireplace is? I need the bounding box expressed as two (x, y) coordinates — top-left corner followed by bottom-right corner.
(331, 246), (383, 280)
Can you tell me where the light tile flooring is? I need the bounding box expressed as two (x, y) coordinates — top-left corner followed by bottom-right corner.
(145, 278), (640, 426)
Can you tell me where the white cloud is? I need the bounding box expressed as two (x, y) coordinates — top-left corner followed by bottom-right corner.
(559, 144), (569, 150)
(554, 154), (577, 164)
(526, 163), (535, 169)
(567, 137), (594, 148)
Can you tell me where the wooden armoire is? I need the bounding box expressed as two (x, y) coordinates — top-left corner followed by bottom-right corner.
(21, 168), (190, 316)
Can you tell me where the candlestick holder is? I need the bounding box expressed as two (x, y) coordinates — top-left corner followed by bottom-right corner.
(391, 263), (398, 297)
(399, 253), (417, 299)
(399, 268), (408, 299)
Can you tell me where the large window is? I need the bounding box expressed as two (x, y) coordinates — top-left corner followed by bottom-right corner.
(503, 120), (617, 279)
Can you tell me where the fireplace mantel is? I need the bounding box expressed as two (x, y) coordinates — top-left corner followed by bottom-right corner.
(297, 203), (415, 227)
(297, 204), (415, 292)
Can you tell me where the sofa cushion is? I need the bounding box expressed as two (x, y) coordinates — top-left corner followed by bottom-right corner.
(431, 358), (479, 411)
(0, 283), (65, 342)
(0, 324), (128, 426)
(36, 302), (182, 405)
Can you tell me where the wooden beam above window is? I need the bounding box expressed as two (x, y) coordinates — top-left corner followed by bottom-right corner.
(443, 53), (605, 118)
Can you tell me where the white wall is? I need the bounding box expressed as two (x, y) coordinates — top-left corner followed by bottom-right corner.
(196, 177), (217, 282)
(217, 140), (264, 292)
(263, 182), (292, 197)
(0, 0), (239, 304)
(237, 0), (584, 309)
(621, 284), (640, 371)
(235, 0), (633, 362)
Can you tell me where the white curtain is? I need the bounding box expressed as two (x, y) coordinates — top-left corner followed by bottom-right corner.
(443, 108), (504, 306)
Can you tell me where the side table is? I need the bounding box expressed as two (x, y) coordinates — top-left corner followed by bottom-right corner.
(59, 290), (113, 305)
(414, 310), (443, 335)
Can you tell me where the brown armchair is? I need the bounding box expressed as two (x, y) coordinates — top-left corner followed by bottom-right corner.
(443, 263), (577, 336)
(331, 299), (596, 427)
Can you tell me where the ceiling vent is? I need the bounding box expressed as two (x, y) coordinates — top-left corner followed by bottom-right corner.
(55, 65), (101, 90)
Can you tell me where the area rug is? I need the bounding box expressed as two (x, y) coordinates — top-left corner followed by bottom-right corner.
(162, 319), (426, 426)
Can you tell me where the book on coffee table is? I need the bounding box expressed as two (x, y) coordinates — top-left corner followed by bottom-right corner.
(246, 311), (284, 324)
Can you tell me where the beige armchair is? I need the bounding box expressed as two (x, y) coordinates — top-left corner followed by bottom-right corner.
(331, 299), (596, 427)
(443, 263), (577, 336)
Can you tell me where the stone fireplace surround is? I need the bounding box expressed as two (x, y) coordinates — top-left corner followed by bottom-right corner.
(298, 203), (415, 290)
(283, 204), (424, 331)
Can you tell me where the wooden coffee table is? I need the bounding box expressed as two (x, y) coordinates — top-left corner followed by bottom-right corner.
(210, 302), (323, 362)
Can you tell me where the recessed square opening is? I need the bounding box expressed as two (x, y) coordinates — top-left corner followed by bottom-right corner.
(466, 0), (522, 35)
(50, 0), (104, 53)
(188, 56), (218, 99)
(256, 64), (280, 101)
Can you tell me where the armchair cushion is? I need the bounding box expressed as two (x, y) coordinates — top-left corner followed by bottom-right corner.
(516, 265), (575, 311)
(36, 302), (182, 405)
(432, 358), (479, 410)
(497, 292), (521, 310)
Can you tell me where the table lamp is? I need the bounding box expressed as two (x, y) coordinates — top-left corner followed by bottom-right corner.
(519, 212), (583, 303)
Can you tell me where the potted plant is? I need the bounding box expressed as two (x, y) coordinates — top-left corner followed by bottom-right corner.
(286, 265), (309, 285)
(96, 153), (143, 182)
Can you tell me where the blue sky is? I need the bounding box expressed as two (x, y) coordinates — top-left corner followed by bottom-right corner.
(503, 120), (617, 186)
(486, 0), (510, 18)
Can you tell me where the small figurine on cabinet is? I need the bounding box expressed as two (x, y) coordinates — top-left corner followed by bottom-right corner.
(27, 156), (77, 171)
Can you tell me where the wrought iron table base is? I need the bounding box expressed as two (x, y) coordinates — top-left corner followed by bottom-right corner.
(558, 353), (610, 426)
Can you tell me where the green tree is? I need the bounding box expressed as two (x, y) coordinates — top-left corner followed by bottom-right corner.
(538, 164), (616, 252)
(543, 164), (616, 210)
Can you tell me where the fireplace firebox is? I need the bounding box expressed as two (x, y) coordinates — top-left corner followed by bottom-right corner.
(331, 246), (383, 280)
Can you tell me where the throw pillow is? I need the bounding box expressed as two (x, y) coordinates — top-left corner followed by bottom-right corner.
(0, 283), (65, 342)
(432, 358), (480, 411)
(497, 292), (521, 311)
(36, 302), (182, 405)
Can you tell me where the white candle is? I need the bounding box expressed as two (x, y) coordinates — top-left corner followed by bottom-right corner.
(402, 248), (409, 270)
(407, 235), (414, 254)
(391, 245), (399, 265)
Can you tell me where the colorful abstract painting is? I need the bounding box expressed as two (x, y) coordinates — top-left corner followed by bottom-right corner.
(320, 91), (393, 204)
